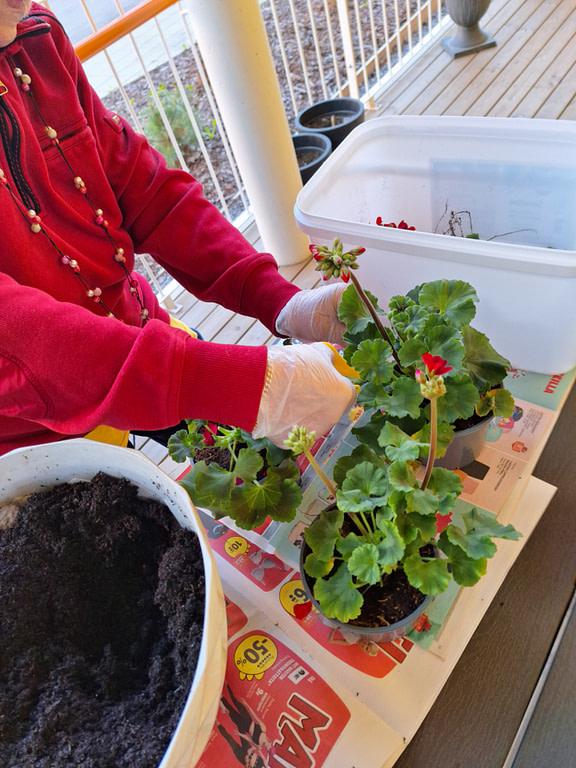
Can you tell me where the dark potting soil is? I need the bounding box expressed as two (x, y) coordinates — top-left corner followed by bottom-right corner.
(0, 472), (206, 768)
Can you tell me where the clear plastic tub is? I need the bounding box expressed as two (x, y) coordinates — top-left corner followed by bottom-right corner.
(295, 115), (576, 374)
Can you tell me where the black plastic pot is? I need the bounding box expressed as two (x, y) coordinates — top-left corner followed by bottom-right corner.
(295, 97), (365, 149)
(292, 133), (332, 184)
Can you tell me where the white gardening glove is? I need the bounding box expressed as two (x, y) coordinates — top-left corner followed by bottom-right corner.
(253, 343), (357, 447)
(275, 284), (347, 346)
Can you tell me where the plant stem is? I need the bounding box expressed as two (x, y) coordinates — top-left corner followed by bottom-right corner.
(422, 396), (437, 491)
(348, 272), (402, 368)
(304, 446), (337, 499)
(304, 442), (370, 539)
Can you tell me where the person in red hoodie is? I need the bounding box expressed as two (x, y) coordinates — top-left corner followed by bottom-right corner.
(0, 1), (356, 456)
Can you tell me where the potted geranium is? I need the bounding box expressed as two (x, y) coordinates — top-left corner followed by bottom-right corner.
(310, 238), (515, 469)
(285, 353), (521, 640)
(276, 238), (522, 641)
(168, 421), (303, 529)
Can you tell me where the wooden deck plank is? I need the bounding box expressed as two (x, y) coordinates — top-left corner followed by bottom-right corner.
(532, 55), (576, 120)
(397, 0), (519, 115)
(458, 0), (570, 117)
(432, 0), (561, 116)
(486, 3), (576, 117)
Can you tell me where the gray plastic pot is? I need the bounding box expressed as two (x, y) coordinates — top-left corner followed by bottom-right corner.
(435, 415), (492, 469)
(295, 97), (365, 149)
(299, 527), (432, 645)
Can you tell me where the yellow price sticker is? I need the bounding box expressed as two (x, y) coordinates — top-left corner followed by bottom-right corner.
(279, 579), (311, 617)
(224, 536), (248, 558)
(234, 634), (278, 680)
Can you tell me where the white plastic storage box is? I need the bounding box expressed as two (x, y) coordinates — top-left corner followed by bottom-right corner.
(294, 115), (576, 374)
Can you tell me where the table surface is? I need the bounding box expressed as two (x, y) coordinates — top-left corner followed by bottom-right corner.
(393, 382), (576, 768)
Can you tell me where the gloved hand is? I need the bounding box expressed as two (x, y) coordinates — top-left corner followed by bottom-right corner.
(253, 342), (357, 447)
(275, 284), (347, 346)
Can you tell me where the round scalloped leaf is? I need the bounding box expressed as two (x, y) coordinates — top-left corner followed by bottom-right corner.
(313, 563), (364, 622)
(418, 279), (478, 327)
(403, 553), (451, 594)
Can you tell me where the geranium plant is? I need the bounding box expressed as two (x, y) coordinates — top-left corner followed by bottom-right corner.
(285, 352), (522, 625)
(311, 238), (515, 462)
(168, 421), (302, 530)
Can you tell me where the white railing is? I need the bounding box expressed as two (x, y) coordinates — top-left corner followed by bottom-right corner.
(38, 0), (448, 298)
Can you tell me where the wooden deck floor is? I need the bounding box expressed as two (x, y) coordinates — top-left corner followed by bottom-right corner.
(139, 0), (575, 476)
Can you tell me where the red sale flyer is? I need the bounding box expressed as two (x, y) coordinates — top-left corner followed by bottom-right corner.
(196, 629), (351, 768)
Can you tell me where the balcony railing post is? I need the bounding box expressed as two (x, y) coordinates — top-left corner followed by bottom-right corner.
(182, 0), (310, 267)
(335, 0), (360, 99)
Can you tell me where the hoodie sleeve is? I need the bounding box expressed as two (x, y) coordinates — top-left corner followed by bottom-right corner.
(0, 272), (267, 436)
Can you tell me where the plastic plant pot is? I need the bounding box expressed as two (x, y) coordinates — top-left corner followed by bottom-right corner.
(292, 132), (332, 184)
(295, 97), (365, 149)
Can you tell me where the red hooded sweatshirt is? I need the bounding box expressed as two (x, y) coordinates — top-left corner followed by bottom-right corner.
(0, 4), (300, 456)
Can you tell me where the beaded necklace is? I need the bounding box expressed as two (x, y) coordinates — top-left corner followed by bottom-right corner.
(0, 59), (149, 324)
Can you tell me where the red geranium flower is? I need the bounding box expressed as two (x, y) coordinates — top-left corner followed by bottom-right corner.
(422, 353), (453, 376)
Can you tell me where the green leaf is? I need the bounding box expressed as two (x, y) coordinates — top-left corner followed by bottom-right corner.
(338, 283), (382, 336)
(305, 506), (344, 561)
(427, 325), (467, 370)
(387, 459), (419, 493)
(351, 338), (394, 385)
(385, 376), (424, 419)
(337, 531), (366, 558)
(241, 430), (294, 467)
(168, 428), (204, 462)
(390, 304), (430, 337)
(447, 506), (522, 559)
(477, 388), (515, 418)
(304, 551), (334, 579)
(378, 422), (422, 463)
(357, 381), (389, 409)
(347, 542), (382, 584)
(427, 467), (464, 498)
(436, 374), (480, 423)
(414, 421), (455, 460)
(397, 337), (427, 369)
(375, 521), (405, 568)
(229, 469), (301, 529)
(313, 563), (364, 622)
(333, 444), (383, 488)
(405, 511), (439, 541)
(341, 460), (389, 498)
(403, 553), (451, 594)
(192, 462), (236, 514)
(438, 532), (487, 586)
(408, 488), (440, 516)
(462, 325), (511, 389)
(418, 279), (478, 327)
(234, 447), (263, 482)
